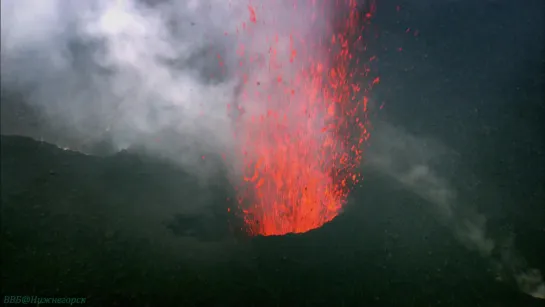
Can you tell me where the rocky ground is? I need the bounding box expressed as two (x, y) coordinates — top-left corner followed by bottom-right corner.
(1, 135), (543, 306)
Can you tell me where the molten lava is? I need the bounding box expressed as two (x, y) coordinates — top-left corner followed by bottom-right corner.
(231, 1), (377, 236)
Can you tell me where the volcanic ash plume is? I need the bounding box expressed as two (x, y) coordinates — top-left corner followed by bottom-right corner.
(1, 0), (376, 235)
(1, 0), (248, 180)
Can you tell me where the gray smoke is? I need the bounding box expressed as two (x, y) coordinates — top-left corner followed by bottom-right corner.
(1, 0), (335, 183)
(365, 120), (545, 299)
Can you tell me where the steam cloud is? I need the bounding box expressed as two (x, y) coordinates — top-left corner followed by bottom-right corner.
(1, 0), (542, 300)
(1, 0), (335, 183)
(365, 120), (545, 299)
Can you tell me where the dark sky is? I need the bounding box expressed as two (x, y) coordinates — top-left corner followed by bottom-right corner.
(372, 0), (544, 132)
(368, 0), (545, 240)
(371, 0), (544, 160)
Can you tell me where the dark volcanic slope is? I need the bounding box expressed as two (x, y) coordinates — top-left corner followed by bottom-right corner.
(1, 135), (542, 307)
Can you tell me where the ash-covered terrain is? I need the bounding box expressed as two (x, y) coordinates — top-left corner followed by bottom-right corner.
(1, 135), (543, 307)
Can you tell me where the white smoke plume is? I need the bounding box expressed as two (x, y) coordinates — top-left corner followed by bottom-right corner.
(1, 0), (338, 183)
(365, 120), (545, 299)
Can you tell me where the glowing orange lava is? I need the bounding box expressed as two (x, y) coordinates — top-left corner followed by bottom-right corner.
(231, 0), (377, 236)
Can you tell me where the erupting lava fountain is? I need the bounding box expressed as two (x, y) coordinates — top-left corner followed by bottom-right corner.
(226, 0), (378, 236)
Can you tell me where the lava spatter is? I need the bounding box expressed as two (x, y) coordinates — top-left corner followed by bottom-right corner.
(230, 1), (377, 236)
